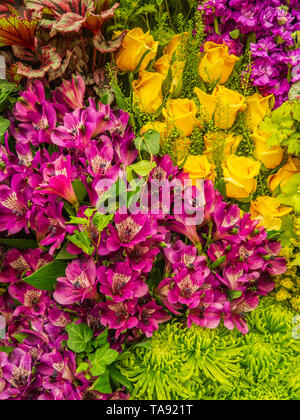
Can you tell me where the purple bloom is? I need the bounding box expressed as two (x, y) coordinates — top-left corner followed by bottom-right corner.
(54, 258), (99, 305)
(98, 262), (148, 302)
(137, 299), (171, 337)
(53, 75), (86, 111)
(106, 211), (158, 252)
(0, 348), (32, 400)
(100, 300), (139, 338)
(9, 283), (51, 317)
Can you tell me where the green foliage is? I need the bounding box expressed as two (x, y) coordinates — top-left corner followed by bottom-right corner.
(66, 323), (94, 354)
(0, 79), (18, 113)
(118, 297), (300, 400)
(277, 174), (300, 214)
(260, 100), (300, 156)
(180, 11), (206, 100)
(23, 260), (68, 291)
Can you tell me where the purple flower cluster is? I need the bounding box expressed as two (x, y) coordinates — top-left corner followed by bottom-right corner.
(0, 75), (287, 399)
(198, 0), (300, 106)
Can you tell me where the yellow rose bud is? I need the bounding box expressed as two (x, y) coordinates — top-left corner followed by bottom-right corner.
(245, 93), (274, 132)
(250, 196), (292, 231)
(154, 55), (171, 77)
(162, 98), (200, 137)
(183, 154), (216, 184)
(222, 155), (261, 199)
(212, 85), (246, 130)
(252, 128), (284, 169)
(115, 28), (158, 72)
(204, 131), (242, 159)
(198, 41), (239, 85)
(268, 156), (300, 192)
(164, 32), (188, 59)
(132, 71), (164, 114)
(194, 87), (218, 124)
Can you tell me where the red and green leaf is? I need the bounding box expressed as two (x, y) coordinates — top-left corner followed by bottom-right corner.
(0, 16), (37, 49)
(93, 30), (125, 53)
(13, 45), (61, 78)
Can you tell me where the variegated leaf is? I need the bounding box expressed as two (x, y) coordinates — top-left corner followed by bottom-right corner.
(0, 16), (37, 49)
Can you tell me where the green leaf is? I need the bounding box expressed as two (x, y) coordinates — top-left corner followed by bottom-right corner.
(109, 365), (133, 393)
(23, 260), (68, 291)
(90, 344), (119, 376)
(135, 130), (161, 156)
(55, 243), (78, 260)
(66, 216), (89, 226)
(210, 256), (226, 270)
(290, 253), (300, 267)
(66, 323), (93, 353)
(215, 179), (226, 197)
(93, 371), (112, 393)
(0, 116), (10, 137)
(227, 290), (243, 301)
(128, 160), (157, 178)
(84, 208), (97, 218)
(68, 231), (95, 256)
(72, 180), (88, 202)
(92, 213), (114, 233)
(229, 29), (240, 40)
(0, 238), (38, 249)
(93, 329), (108, 348)
(0, 346), (14, 353)
(76, 362), (90, 373)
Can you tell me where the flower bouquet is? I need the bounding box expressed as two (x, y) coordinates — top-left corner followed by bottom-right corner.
(0, 0), (299, 401)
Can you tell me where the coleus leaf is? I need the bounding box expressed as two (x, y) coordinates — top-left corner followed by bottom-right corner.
(13, 45), (61, 79)
(93, 30), (125, 53)
(0, 16), (37, 49)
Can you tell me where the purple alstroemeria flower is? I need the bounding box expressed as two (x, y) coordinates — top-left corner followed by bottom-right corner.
(223, 293), (259, 335)
(217, 264), (260, 291)
(98, 262), (148, 302)
(112, 127), (138, 168)
(0, 248), (52, 284)
(125, 240), (161, 273)
(0, 352), (8, 395)
(213, 202), (242, 244)
(106, 211), (158, 252)
(187, 296), (223, 329)
(44, 306), (71, 347)
(85, 137), (114, 178)
(100, 299), (139, 338)
(37, 198), (69, 255)
(167, 268), (207, 309)
(54, 258), (99, 305)
(39, 155), (78, 205)
(0, 348), (33, 400)
(51, 107), (96, 150)
(9, 283), (51, 317)
(0, 177), (29, 235)
(53, 75), (86, 111)
(37, 349), (77, 390)
(137, 298), (171, 338)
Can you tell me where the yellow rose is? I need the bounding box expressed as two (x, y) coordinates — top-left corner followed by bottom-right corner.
(164, 33), (188, 59)
(183, 154), (216, 183)
(268, 157), (300, 192)
(222, 155), (261, 199)
(115, 28), (158, 72)
(194, 87), (218, 124)
(250, 196), (292, 230)
(132, 70), (164, 114)
(204, 131), (242, 159)
(245, 93), (274, 132)
(212, 85), (246, 130)
(252, 128), (284, 169)
(198, 42), (239, 85)
(162, 98), (200, 137)
(154, 55), (171, 77)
